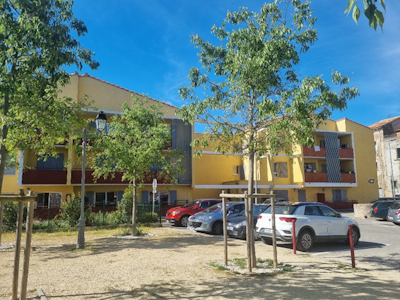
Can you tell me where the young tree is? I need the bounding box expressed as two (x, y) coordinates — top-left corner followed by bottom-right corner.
(91, 96), (183, 236)
(0, 0), (99, 243)
(178, 0), (358, 272)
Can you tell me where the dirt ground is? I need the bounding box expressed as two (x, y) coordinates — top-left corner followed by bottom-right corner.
(0, 225), (399, 300)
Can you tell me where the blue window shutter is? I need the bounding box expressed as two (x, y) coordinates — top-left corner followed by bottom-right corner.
(86, 191), (94, 205)
(117, 191), (124, 203)
(37, 154), (64, 170)
(170, 190), (177, 205)
(142, 191), (149, 204)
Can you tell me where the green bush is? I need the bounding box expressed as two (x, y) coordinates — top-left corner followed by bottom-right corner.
(117, 187), (134, 223)
(106, 210), (123, 227)
(59, 194), (81, 227)
(1, 202), (27, 232)
(137, 212), (158, 223)
(92, 211), (107, 226)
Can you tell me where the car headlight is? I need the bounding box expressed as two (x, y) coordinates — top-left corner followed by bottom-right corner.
(237, 220), (246, 227)
(171, 211), (181, 215)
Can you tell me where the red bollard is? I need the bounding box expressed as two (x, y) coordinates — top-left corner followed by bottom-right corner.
(292, 219), (296, 254)
(349, 225), (356, 268)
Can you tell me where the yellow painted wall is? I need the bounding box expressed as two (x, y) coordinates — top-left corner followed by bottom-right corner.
(338, 119), (379, 202)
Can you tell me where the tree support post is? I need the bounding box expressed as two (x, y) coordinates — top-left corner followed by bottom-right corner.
(222, 190), (228, 266)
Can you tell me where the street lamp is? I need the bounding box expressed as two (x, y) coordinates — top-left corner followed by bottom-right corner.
(388, 138), (396, 198)
(77, 111), (107, 249)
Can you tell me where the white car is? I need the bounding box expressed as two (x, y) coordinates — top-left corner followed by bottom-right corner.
(255, 202), (360, 251)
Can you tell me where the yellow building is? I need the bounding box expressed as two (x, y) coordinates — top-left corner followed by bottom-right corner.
(3, 74), (378, 218)
(192, 118), (379, 208)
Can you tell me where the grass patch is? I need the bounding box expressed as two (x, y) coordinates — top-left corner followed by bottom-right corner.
(209, 262), (229, 271)
(232, 258), (247, 269)
(337, 264), (347, 269)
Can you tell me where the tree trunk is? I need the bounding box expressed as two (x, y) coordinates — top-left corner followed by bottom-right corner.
(0, 91), (11, 245)
(131, 177), (137, 236)
(246, 149), (255, 273)
(269, 155), (278, 269)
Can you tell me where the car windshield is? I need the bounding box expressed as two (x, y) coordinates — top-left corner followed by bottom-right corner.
(182, 200), (200, 208)
(203, 203), (223, 213)
(263, 205), (297, 215)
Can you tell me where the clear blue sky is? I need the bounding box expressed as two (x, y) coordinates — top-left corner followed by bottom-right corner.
(68, 0), (400, 130)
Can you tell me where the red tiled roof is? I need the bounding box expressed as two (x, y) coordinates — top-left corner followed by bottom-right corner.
(369, 116), (400, 129)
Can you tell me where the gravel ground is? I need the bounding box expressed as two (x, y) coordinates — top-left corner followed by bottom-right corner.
(0, 225), (399, 300)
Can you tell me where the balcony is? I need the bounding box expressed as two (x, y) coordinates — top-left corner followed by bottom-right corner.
(70, 170), (172, 184)
(22, 169), (67, 185)
(305, 171), (356, 183)
(303, 146), (326, 158)
(303, 146), (354, 159)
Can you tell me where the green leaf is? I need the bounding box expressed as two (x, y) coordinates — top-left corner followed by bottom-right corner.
(369, 15), (378, 30)
(364, 3), (376, 21)
(345, 0), (356, 14)
(352, 6), (361, 24)
(379, 0), (386, 11)
(375, 9), (385, 30)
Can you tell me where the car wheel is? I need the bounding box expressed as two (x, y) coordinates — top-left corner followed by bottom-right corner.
(346, 226), (360, 246)
(212, 221), (223, 235)
(261, 237), (272, 245)
(297, 230), (313, 251)
(180, 216), (189, 227)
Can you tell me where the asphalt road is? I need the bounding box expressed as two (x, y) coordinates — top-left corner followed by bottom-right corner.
(164, 212), (400, 271)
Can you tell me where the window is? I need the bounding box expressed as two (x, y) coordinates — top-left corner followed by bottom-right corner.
(397, 148), (400, 160)
(35, 193), (62, 209)
(304, 206), (322, 216)
(273, 162), (288, 177)
(319, 206), (337, 217)
(394, 181), (398, 189)
(37, 154), (64, 170)
(94, 192), (117, 207)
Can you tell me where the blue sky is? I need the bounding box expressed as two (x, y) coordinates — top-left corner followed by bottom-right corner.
(69, 0), (400, 130)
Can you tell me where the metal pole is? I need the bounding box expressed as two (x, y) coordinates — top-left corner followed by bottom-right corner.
(77, 128), (86, 249)
(388, 139), (396, 197)
(222, 191), (228, 266)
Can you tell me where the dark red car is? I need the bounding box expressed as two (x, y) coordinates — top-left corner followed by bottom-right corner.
(166, 198), (222, 227)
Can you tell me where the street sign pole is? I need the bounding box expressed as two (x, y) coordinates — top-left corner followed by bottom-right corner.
(152, 179), (157, 214)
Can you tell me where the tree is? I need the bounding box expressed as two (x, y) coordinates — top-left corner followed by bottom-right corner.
(91, 96), (183, 236)
(345, 0), (386, 30)
(178, 0), (359, 272)
(0, 0), (99, 243)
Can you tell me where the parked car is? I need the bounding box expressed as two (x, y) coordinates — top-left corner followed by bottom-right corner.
(262, 198), (290, 205)
(369, 200), (395, 220)
(255, 202), (361, 251)
(188, 201), (246, 235)
(386, 201), (400, 225)
(227, 204), (269, 239)
(369, 197), (400, 203)
(165, 198), (222, 227)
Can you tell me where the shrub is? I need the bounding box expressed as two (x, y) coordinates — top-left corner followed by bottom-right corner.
(59, 194), (81, 227)
(106, 210), (123, 227)
(1, 202), (27, 232)
(137, 212), (158, 224)
(117, 187), (134, 223)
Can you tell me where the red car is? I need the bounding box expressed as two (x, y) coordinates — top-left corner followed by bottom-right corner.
(166, 198), (222, 227)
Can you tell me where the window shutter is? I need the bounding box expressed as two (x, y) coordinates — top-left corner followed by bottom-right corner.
(117, 191), (124, 203)
(142, 191), (149, 204)
(279, 162), (288, 177)
(170, 190), (177, 205)
(311, 163), (316, 171)
(86, 191), (94, 205)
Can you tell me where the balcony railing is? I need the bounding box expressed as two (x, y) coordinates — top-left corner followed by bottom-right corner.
(303, 146), (326, 157)
(303, 146), (354, 159)
(305, 171), (356, 183)
(22, 169), (67, 185)
(70, 170), (172, 184)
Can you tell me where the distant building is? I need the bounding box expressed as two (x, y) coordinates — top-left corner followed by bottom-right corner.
(369, 117), (400, 197)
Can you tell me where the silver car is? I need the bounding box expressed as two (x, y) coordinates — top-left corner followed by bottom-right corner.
(188, 202), (246, 235)
(387, 201), (400, 225)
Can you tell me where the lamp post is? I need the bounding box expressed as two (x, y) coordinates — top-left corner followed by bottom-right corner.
(77, 111), (107, 249)
(388, 138), (396, 198)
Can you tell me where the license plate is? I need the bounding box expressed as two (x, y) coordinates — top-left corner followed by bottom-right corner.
(263, 228), (272, 234)
(227, 226), (233, 231)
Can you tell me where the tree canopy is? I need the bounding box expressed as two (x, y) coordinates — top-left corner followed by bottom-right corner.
(178, 0), (359, 272)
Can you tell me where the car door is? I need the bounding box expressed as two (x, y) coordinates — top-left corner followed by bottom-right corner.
(302, 205), (329, 238)
(318, 206), (347, 237)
